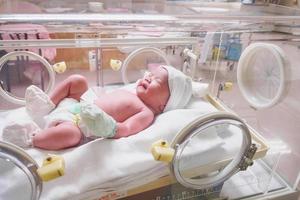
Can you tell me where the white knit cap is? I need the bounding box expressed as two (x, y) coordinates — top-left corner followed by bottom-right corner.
(162, 65), (192, 112)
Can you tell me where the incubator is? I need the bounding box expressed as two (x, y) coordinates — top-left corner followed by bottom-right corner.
(0, 0), (299, 199)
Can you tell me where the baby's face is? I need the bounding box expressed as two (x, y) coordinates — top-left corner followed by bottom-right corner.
(136, 66), (170, 113)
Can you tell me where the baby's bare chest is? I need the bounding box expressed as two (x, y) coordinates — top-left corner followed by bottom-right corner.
(94, 90), (145, 122)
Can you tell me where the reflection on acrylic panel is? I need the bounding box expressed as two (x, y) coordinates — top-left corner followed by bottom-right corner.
(177, 123), (243, 183)
(0, 54), (50, 99)
(122, 48), (170, 84)
(0, 157), (32, 200)
(246, 48), (281, 105)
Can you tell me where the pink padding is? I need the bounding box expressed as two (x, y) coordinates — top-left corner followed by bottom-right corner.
(0, 24), (56, 61)
(0, 0), (42, 14)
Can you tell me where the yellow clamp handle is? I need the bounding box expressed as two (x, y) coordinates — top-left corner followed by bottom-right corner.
(110, 59), (122, 71)
(37, 154), (65, 182)
(151, 139), (175, 163)
(223, 82), (233, 91)
(53, 61), (67, 73)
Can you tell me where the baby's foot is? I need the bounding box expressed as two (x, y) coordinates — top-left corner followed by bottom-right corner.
(25, 85), (55, 119)
(2, 121), (41, 148)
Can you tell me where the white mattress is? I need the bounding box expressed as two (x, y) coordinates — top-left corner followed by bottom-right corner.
(0, 95), (242, 200)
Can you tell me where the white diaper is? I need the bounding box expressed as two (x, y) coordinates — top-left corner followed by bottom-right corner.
(44, 98), (116, 138)
(44, 98), (78, 127)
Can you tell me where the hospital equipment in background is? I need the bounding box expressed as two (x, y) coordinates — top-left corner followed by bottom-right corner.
(0, 0), (300, 200)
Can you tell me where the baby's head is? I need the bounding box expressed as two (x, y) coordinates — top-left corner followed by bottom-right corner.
(136, 65), (192, 114)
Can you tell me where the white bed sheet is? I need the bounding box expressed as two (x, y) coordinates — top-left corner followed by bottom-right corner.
(0, 97), (241, 200)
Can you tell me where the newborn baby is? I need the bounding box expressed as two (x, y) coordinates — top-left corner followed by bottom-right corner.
(3, 65), (192, 150)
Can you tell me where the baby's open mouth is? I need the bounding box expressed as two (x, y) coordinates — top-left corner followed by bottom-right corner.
(141, 82), (148, 89)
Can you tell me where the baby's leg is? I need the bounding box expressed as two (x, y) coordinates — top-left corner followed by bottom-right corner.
(50, 74), (88, 105)
(25, 75), (88, 125)
(32, 122), (82, 150)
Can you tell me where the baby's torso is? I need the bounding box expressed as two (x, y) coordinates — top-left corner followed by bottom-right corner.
(94, 90), (148, 122)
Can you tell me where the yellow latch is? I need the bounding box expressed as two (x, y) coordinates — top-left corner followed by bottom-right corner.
(37, 154), (65, 182)
(151, 139), (175, 163)
(53, 61), (67, 73)
(223, 82), (233, 91)
(217, 81), (233, 98)
(110, 59), (122, 71)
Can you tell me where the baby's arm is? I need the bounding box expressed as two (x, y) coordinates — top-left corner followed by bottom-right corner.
(113, 108), (154, 138)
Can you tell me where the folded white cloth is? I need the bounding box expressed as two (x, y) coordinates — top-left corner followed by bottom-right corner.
(25, 85), (55, 127)
(162, 65), (193, 112)
(2, 121), (41, 148)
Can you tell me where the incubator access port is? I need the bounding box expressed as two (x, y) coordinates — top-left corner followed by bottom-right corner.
(148, 111), (264, 191)
(0, 51), (55, 105)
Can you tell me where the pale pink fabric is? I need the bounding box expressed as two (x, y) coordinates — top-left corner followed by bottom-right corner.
(0, 24), (56, 61)
(0, 0), (43, 14)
